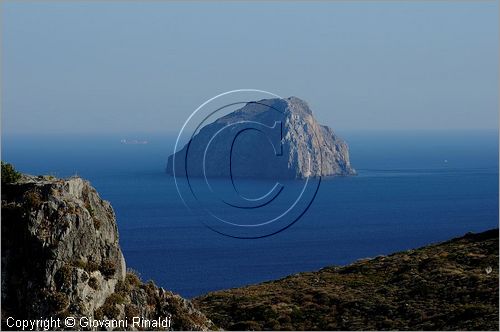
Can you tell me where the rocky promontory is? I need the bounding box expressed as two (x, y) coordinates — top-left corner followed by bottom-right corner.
(167, 97), (355, 179)
(1, 169), (214, 331)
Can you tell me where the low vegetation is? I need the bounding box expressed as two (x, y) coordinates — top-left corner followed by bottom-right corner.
(194, 230), (499, 330)
(1, 161), (21, 184)
(23, 190), (43, 209)
(74, 259), (100, 273)
(93, 270), (216, 330)
(88, 276), (99, 290)
(99, 260), (117, 278)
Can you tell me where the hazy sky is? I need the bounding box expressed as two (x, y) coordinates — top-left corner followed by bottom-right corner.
(2, 1), (498, 135)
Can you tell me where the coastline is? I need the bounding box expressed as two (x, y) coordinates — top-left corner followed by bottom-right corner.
(2, 170), (498, 330)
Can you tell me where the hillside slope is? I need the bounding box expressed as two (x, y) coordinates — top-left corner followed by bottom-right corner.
(194, 230), (499, 330)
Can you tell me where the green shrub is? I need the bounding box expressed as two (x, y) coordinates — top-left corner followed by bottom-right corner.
(85, 202), (94, 217)
(74, 259), (99, 273)
(88, 277), (99, 290)
(99, 293), (124, 319)
(125, 270), (142, 287)
(115, 279), (130, 296)
(230, 321), (262, 331)
(47, 291), (70, 313)
(24, 190), (43, 209)
(73, 259), (86, 269)
(55, 265), (73, 289)
(94, 308), (104, 320)
(142, 280), (158, 305)
(86, 261), (100, 273)
(124, 304), (140, 322)
(99, 260), (117, 278)
(102, 304), (120, 319)
(107, 293), (126, 305)
(1, 162), (21, 184)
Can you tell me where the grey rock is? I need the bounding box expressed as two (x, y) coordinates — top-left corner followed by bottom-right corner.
(1, 175), (125, 320)
(167, 96), (355, 179)
(1, 174), (214, 330)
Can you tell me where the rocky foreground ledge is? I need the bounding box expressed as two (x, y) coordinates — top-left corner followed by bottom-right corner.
(194, 229), (499, 330)
(1, 173), (214, 331)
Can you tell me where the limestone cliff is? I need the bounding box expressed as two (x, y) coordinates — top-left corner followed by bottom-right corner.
(167, 97), (355, 179)
(1, 173), (214, 330)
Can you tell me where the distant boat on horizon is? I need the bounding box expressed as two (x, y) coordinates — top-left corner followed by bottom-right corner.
(120, 139), (148, 145)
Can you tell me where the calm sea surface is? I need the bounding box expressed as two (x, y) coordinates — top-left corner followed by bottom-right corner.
(2, 130), (498, 298)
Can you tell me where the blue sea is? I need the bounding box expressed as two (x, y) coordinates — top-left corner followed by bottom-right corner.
(2, 130), (498, 298)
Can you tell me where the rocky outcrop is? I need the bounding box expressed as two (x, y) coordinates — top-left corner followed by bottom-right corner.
(167, 97), (355, 179)
(1, 174), (214, 330)
(194, 229), (499, 330)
